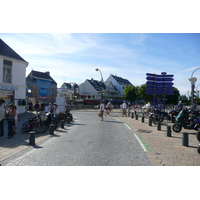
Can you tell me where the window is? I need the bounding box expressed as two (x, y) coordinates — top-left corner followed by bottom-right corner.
(50, 89), (53, 95)
(3, 60), (12, 83)
(39, 87), (48, 96)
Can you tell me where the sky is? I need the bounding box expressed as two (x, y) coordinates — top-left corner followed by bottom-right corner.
(0, 33), (199, 95)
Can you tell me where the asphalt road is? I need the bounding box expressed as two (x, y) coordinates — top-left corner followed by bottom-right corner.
(4, 111), (151, 166)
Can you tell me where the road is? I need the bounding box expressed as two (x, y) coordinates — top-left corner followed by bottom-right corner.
(3, 111), (151, 166)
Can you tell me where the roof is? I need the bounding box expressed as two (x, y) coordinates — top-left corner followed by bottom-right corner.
(110, 75), (132, 85)
(0, 38), (28, 63)
(62, 82), (79, 89)
(87, 79), (106, 91)
(27, 70), (57, 85)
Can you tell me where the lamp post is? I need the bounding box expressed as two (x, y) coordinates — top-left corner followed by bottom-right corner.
(189, 67), (200, 105)
(95, 68), (103, 82)
(95, 68), (104, 100)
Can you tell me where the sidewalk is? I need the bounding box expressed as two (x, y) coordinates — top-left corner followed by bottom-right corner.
(109, 111), (200, 166)
(0, 111), (66, 163)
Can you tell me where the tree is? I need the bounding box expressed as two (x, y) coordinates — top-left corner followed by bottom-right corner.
(123, 85), (138, 102)
(165, 87), (180, 105)
(136, 84), (152, 102)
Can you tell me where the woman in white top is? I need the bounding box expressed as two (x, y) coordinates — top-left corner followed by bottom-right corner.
(99, 101), (105, 121)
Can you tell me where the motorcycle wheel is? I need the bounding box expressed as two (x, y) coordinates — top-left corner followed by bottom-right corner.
(152, 119), (157, 125)
(38, 122), (48, 133)
(59, 114), (67, 121)
(20, 122), (30, 133)
(172, 124), (182, 133)
(196, 130), (200, 142)
(197, 144), (200, 154)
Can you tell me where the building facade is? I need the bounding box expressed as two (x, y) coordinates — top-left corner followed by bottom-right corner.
(106, 74), (132, 97)
(0, 39), (29, 113)
(79, 78), (120, 104)
(26, 70), (57, 105)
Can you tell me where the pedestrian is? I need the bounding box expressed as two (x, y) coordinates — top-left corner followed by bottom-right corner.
(122, 101), (127, 116)
(13, 106), (20, 134)
(6, 104), (16, 139)
(34, 102), (40, 112)
(106, 101), (112, 114)
(99, 100), (105, 121)
(0, 102), (5, 138)
(28, 100), (33, 111)
(177, 101), (183, 111)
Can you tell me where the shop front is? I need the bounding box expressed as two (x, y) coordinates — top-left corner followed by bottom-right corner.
(0, 85), (17, 107)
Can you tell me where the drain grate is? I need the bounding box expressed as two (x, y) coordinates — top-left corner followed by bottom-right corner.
(137, 129), (152, 133)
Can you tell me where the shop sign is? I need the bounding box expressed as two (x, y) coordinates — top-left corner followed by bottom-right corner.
(0, 86), (18, 91)
(37, 96), (50, 99)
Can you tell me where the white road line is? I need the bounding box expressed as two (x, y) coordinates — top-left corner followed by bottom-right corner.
(123, 123), (148, 152)
(133, 134), (148, 152)
(124, 123), (132, 130)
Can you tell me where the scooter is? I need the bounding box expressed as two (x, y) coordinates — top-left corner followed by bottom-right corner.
(172, 109), (200, 133)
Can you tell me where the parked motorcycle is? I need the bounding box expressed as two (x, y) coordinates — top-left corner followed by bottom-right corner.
(168, 109), (179, 123)
(20, 115), (48, 133)
(172, 109), (200, 133)
(149, 108), (171, 125)
(40, 111), (58, 130)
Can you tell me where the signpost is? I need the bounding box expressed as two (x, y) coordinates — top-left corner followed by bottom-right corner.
(146, 72), (174, 109)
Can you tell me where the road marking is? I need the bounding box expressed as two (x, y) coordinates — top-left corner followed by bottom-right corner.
(134, 134), (151, 152)
(123, 122), (151, 152)
(124, 123), (133, 130)
(113, 118), (121, 122)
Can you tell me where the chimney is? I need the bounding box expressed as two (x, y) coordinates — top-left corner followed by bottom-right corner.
(45, 71), (50, 76)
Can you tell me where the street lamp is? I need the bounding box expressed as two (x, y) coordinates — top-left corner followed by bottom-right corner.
(95, 68), (103, 82)
(189, 67), (200, 105)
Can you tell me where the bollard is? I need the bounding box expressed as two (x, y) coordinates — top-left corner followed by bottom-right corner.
(50, 124), (54, 135)
(29, 131), (35, 145)
(166, 125), (171, 137)
(182, 132), (189, 146)
(134, 111), (137, 117)
(61, 120), (64, 128)
(132, 112), (134, 119)
(135, 114), (138, 120)
(67, 117), (70, 124)
(149, 117), (152, 126)
(157, 121), (161, 131)
(70, 114), (73, 121)
(141, 116), (144, 123)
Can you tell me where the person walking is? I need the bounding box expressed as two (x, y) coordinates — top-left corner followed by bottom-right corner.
(13, 106), (20, 134)
(0, 102), (5, 138)
(99, 100), (105, 121)
(6, 104), (16, 139)
(106, 101), (112, 115)
(122, 101), (127, 116)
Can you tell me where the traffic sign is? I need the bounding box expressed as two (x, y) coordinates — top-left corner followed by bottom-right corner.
(146, 73), (157, 77)
(146, 77), (158, 81)
(156, 82), (174, 86)
(157, 74), (174, 78)
(156, 77), (174, 82)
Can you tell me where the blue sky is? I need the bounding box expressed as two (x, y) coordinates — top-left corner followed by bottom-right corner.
(1, 33), (199, 95)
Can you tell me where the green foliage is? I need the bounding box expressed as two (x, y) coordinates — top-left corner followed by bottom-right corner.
(123, 84), (181, 105)
(123, 85), (138, 102)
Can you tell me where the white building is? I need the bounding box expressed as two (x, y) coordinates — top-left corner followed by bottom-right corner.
(0, 39), (29, 113)
(79, 79), (106, 100)
(106, 74), (132, 97)
(79, 78), (120, 104)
